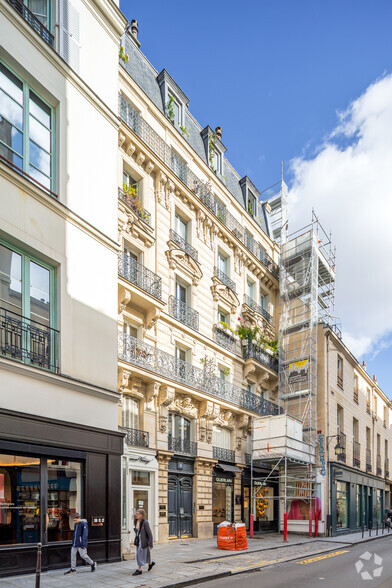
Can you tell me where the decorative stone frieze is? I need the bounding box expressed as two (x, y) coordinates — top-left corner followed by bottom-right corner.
(118, 368), (144, 399)
(167, 394), (199, 419)
(118, 200), (155, 248)
(211, 277), (240, 313)
(165, 247), (202, 285)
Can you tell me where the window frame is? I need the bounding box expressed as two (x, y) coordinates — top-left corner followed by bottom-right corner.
(0, 60), (56, 193)
(24, 0), (52, 32)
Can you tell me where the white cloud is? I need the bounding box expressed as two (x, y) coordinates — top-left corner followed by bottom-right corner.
(289, 74), (392, 358)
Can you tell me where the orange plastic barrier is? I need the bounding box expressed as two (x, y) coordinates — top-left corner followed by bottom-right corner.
(217, 523), (248, 551)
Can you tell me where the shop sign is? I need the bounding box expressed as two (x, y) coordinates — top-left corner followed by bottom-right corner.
(318, 433), (326, 476)
(288, 358), (309, 384)
(215, 476), (233, 484)
(334, 469), (343, 477)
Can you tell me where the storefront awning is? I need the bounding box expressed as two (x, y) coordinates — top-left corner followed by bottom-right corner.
(216, 463), (242, 473)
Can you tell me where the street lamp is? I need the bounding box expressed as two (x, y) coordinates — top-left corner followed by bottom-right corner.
(326, 434), (345, 459)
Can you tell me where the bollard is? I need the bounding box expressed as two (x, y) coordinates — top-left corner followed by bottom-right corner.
(369, 523), (372, 537)
(283, 512), (288, 542)
(382, 522), (384, 534)
(249, 513), (254, 538)
(376, 521), (378, 536)
(362, 523), (364, 539)
(35, 542), (42, 588)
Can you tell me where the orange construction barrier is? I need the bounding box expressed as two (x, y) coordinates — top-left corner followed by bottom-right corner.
(217, 522), (248, 551)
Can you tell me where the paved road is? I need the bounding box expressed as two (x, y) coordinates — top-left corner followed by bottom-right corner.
(202, 536), (392, 588)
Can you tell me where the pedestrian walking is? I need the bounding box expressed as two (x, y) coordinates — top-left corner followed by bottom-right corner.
(64, 513), (97, 575)
(132, 508), (155, 576)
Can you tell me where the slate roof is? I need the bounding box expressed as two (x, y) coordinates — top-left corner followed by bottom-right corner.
(121, 34), (269, 236)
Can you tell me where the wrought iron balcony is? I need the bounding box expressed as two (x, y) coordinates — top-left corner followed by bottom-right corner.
(213, 324), (237, 354)
(353, 386), (359, 403)
(337, 373), (344, 389)
(168, 436), (198, 457)
(7, 0), (54, 47)
(118, 252), (162, 300)
(377, 454), (382, 476)
(168, 296), (199, 331)
(121, 426), (149, 448)
(337, 432), (346, 462)
(244, 294), (273, 324)
(213, 446), (235, 462)
(353, 441), (361, 468)
(169, 229), (198, 262)
(118, 333), (281, 417)
(366, 449), (372, 473)
(243, 340), (278, 373)
(119, 96), (279, 279)
(0, 306), (59, 373)
(214, 267), (236, 293)
(385, 458), (389, 478)
(118, 188), (151, 226)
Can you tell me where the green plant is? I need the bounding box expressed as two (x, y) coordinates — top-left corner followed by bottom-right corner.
(200, 357), (206, 364)
(123, 182), (148, 218)
(248, 200), (253, 216)
(222, 367), (230, 378)
(166, 95), (175, 122)
(119, 46), (129, 63)
(209, 132), (217, 171)
(179, 124), (189, 138)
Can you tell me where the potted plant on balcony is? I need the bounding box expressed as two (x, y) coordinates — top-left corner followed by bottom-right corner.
(119, 46), (129, 62)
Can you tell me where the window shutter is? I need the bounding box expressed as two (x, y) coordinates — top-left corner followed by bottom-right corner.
(59, 0), (80, 73)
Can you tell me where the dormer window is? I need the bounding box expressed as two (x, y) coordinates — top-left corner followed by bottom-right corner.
(201, 126), (227, 176)
(167, 92), (182, 127)
(240, 176), (261, 218)
(248, 190), (256, 217)
(157, 69), (189, 135)
(212, 145), (222, 175)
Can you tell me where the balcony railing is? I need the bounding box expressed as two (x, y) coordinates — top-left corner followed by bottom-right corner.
(118, 333), (281, 417)
(353, 386), (359, 403)
(353, 441), (361, 468)
(366, 449), (372, 473)
(385, 458), (389, 478)
(0, 306), (59, 373)
(213, 324), (237, 354)
(337, 432), (346, 462)
(7, 0), (54, 47)
(119, 95), (278, 279)
(366, 402), (371, 414)
(377, 454), (382, 476)
(337, 374), (343, 389)
(213, 446), (235, 462)
(118, 252), (162, 300)
(118, 188), (151, 226)
(243, 340), (278, 373)
(121, 426), (149, 448)
(244, 294), (273, 324)
(169, 229), (198, 262)
(168, 436), (198, 457)
(168, 296), (199, 331)
(214, 267), (236, 293)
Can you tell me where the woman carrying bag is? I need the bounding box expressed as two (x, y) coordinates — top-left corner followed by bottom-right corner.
(132, 509), (155, 576)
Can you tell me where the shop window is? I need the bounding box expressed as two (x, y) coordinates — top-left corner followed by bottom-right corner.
(47, 461), (81, 542)
(0, 241), (57, 372)
(336, 481), (348, 528)
(132, 471), (150, 486)
(356, 485), (361, 528)
(212, 478), (233, 526)
(0, 455), (40, 545)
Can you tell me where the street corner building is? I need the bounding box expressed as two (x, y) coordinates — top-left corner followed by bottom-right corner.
(116, 25), (281, 551)
(0, 0), (127, 576)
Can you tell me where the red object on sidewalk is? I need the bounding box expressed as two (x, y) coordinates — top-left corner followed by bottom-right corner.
(283, 511), (288, 541)
(315, 508), (319, 537)
(309, 501), (313, 537)
(217, 523), (248, 551)
(250, 513), (254, 538)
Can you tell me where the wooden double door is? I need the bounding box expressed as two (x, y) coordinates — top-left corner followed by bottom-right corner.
(168, 474), (193, 538)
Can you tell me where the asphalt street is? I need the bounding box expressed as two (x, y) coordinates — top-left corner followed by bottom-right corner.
(202, 536), (392, 588)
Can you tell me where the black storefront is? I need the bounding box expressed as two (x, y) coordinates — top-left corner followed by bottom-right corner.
(242, 464), (279, 533)
(330, 462), (385, 536)
(0, 409), (123, 577)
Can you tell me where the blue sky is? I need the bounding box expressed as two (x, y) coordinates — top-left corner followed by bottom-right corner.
(120, 0), (392, 395)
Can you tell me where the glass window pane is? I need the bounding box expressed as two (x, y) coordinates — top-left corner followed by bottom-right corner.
(132, 471), (150, 486)
(29, 165), (51, 189)
(29, 116), (51, 152)
(29, 91), (51, 128)
(0, 454), (40, 545)
(26, 0), (48, 28)
(0, 89), (24, 129)
(29, 140), (51, 176)
(30, 261), (50, 326)
(0, 143), (23, 168)
(0, 244), (22, 314)
(47, 461), (82, 542)
(122, 396), (139, 429)
(0, 64), (23, 105)
(182, 418), (190, 441)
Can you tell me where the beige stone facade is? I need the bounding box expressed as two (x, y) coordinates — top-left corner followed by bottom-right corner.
(117, 30), (280, 550)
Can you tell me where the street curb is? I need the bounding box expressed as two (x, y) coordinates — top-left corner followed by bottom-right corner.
(324, 532), (392, 546)
(185, 539), (317, 563)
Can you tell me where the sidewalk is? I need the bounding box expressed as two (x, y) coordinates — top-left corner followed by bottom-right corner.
(3, 531), (392, 588)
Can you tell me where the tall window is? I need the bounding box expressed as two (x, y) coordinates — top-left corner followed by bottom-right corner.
(353, 418), (359, 442)
(0, 241), (56, 370)
(175, 213), (188, 242)
(175, 281), (187, 305)
(248, 190), (256, 216)
(168, 414), (191, 441)
(246, 280), (255, 300)
(337, 404), (344, 436)
(374, 395), (378, 419)
(366, 427), (371, 451)
(260, 291), (269, 311)
(123, 171), (139, 194)
(217, 252), (228, 275)
(122, 396), (139, 429)
(212, 426), (231, 449)
(24, 0), (51, 30)
(353, 374), (359, 403)
(337, 355), (343, 388)
(384, 405), (388, 428)
(366, 388), (371, 413)
(0, 62), (54, 191)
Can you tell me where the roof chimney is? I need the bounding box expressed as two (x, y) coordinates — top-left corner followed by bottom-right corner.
(362, 360), (366, 371)
(130, 19), (139, 40)
(373, 374), (377, 383)
(215, 126), (222, 141)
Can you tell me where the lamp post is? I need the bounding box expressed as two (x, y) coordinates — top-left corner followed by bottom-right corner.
(326, 434), (345, 459)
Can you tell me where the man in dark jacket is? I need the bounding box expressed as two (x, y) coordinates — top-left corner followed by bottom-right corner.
(64, 513), (97, 575)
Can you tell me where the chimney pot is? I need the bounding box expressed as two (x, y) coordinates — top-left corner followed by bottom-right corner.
(215, 126), (222, 140)
(130, 19), (139, 39)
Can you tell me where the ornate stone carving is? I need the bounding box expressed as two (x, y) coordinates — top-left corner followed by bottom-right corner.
(159, 385), (176, 406)
(146, 382), (160, 410)
(118, 369), (144, 399)
(211, 278), (240, 313)
(165, 248), (203, 285)
(215, 409), (236, 430)
(145, 307), (161, 330)
(145, 160), (154, 175)
(118, 285), (132, 313)
(154, 171), (170, 210)
(167, 395), (198, 419)
(135, 151), (145, 167)
(118, 200), (155, 248)
(118, 130), (126, 148)
(126, 142), (136, 157)
(159, 413), (168, 433)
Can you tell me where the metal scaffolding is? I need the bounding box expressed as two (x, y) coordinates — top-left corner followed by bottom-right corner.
(250, 184), (336, 537)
